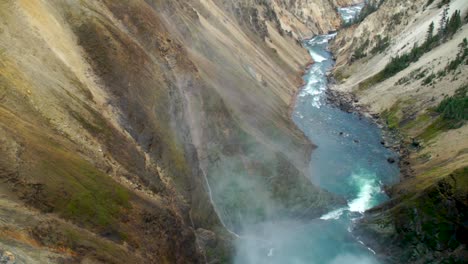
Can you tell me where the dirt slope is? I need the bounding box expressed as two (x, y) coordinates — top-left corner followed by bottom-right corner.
(0, 0), (355, 262)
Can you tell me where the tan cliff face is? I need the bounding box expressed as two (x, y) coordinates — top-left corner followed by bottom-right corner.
(217, 0), (361, 41)
(331, 0), (426, 70)
(267, 0), (362, 39)
(330, 0), (468, 262)
(0, 0), (353, 263)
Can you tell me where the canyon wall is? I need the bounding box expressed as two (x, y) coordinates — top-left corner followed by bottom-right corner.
(0, 0), (354, 263)
(330, 0), (468, 262)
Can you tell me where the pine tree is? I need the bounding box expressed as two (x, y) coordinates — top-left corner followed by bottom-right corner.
(438, 6), (449, 38)
(446, 10), (462, 37)
(425, 22), (435, 47)
(460, 38), (467, 61)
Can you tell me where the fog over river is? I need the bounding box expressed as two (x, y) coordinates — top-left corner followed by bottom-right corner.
(209, 4), (399, 263)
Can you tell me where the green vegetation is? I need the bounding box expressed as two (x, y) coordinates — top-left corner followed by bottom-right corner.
(382, 84), (466, 142)
(358, 71), (385, 91)
(389, 166), (467, 262)
(389, 12), (404, 31)
(37, 148), (131, 228)
(370, 35), (391, 55)
(352, 39), (370, 61)
(418, 116), (452, 141)
(446, 38), (468, 72)
(8, 111), (132, 231)
(422, 72), (437, 85)
(352, 35), (391, 62)
(425, 21), (435, 48)
(384, 44), (427, 78)
(396, 67), (426, 85)
(382, 103), (401, 130)
(418, 84), (467, 141)
(358, 7), (464, 90)
(436, 84), (468, 125)
(426, 0), (435, 7)
(402, 112), (431, 130)
(334, 68), (351, 82)
(31, 220), (140, 263)
(442, 9), (463, 40)
(359, 42), (432, 89)
(437, 0), (451, 9)
(421, 38), (467, 86)
(206, 247), (230, 264)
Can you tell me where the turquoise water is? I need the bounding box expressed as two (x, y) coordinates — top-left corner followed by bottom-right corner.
(232, 5), (400, 264)
(294, 34), (399, 204)
(233, 32), (399, 264)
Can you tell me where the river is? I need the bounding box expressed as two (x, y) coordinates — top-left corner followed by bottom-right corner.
(232, 4), (399, 264)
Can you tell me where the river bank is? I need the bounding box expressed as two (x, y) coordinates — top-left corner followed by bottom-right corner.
(222, 2), (407, 263)
(325, 81), (413, 190)
(324, 1), (468, 261)
(283, 28), (400, 263)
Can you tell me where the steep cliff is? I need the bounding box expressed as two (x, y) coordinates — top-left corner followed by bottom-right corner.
(330, 0), (468, 262)
(0, 0), (355, 263)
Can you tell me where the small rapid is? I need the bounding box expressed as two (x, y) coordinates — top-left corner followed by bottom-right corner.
(195, 3), (400, 263)
(234, 4), (399, 263)
(338, 3), (365, 24)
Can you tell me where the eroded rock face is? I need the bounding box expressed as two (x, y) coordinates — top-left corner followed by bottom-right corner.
(331, 0), (426, 68)
(272, 0), (345, 37)
(224, 0), (362, 40)
(357, 168), (468, 263)
(0, 0), (350, 263)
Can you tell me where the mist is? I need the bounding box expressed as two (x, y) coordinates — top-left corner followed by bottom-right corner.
(197, 4), (400, 263)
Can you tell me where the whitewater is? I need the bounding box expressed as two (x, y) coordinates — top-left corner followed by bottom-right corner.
(197, 4), (400, 263)
(234, 4), (399, 263)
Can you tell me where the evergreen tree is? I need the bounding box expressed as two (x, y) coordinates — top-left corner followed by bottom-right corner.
(438, 6), (449, 38)
(446, 10), (462, 37)
(426, 22), (434, 41)
(425, 22), (435, 48)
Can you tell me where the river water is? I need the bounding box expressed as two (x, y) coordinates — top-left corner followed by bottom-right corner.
(233, 4), (399, 264)
(338, 3), (366, 24)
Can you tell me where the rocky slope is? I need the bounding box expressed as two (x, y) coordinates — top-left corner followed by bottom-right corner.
(0, 0), (357, 263)
(263, 0), (359, 38)
(330, 0), (468, 262)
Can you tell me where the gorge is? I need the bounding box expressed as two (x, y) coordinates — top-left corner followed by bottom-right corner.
(0, 0), (467, 263)
(233, 24), (399, 263)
